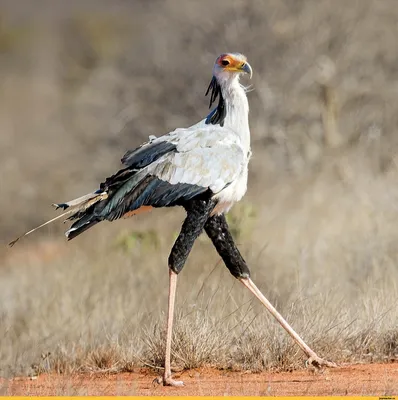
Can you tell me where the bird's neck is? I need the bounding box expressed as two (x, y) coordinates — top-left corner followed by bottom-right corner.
(222, 80), (250, 152)
(205, 76), (250, 153)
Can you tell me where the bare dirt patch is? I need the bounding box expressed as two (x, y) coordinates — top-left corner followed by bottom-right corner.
(2, 363), (397, 396)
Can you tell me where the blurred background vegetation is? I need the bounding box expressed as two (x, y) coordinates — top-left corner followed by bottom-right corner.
(1, 0), (398, 378)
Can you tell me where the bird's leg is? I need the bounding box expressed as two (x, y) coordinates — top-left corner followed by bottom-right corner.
(163, 269), (182, 387)
(204, 213), (336, 369)
(159, 198), (216, 387)
(239, 278), (336, 368)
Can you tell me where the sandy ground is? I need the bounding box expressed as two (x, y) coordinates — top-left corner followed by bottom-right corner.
(1, 363), (397, 396)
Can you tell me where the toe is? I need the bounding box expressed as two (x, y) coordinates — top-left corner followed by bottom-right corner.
(306, 356), (337, 369)
(164, 377), (184, 387)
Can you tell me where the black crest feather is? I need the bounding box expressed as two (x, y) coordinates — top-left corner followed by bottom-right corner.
(205, 76), (226, 127)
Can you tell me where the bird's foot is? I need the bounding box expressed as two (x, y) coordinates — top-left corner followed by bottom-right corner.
(305, 354), (337, 369)
(163, 376), (184, 387)
(153, 375), (184, 387)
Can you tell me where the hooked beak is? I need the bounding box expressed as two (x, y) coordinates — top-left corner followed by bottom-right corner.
(241, 62), (253, 79)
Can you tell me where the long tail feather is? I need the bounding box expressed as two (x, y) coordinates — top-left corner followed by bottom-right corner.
(8, 191), (108, 247)
(8, 209), (75, 247)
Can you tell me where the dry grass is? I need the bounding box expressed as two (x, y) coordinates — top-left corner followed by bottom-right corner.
(2, 171), (398, 377)
(1, 0), (398, 379)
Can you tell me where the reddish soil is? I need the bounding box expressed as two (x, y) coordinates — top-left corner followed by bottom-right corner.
(2, 363), (397, 396)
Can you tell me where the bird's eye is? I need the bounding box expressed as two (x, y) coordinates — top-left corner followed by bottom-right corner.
(221, 59), (230, 66)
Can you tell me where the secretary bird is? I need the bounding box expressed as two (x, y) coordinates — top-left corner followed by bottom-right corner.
(10, 53), (335, 386)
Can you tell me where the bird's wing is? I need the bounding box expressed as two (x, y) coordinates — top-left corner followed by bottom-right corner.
(96, 125), (246, 217)
(9, 125), (246, 245)
(145, 125), (246, 194)
(25, 124), (245, 241)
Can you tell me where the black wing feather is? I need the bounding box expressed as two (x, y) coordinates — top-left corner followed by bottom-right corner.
(121, 141), (177, 168)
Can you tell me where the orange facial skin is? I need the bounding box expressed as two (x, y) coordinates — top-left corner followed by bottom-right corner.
(215, 53), (252, 78)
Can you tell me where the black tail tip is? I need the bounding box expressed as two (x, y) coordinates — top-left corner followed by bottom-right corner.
(8, 238), (19, 247)
(52, 203), (69, 210)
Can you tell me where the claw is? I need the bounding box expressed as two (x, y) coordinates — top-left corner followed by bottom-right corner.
(152, 376), (162, 386)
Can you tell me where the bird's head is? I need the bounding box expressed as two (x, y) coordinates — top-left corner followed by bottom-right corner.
(213, 53), (252, 82)
(205, 52), (252, 126)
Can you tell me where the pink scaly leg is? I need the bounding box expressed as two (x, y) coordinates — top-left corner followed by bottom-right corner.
(162, 270), (184, 386)
(239, 277), (337, 368)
